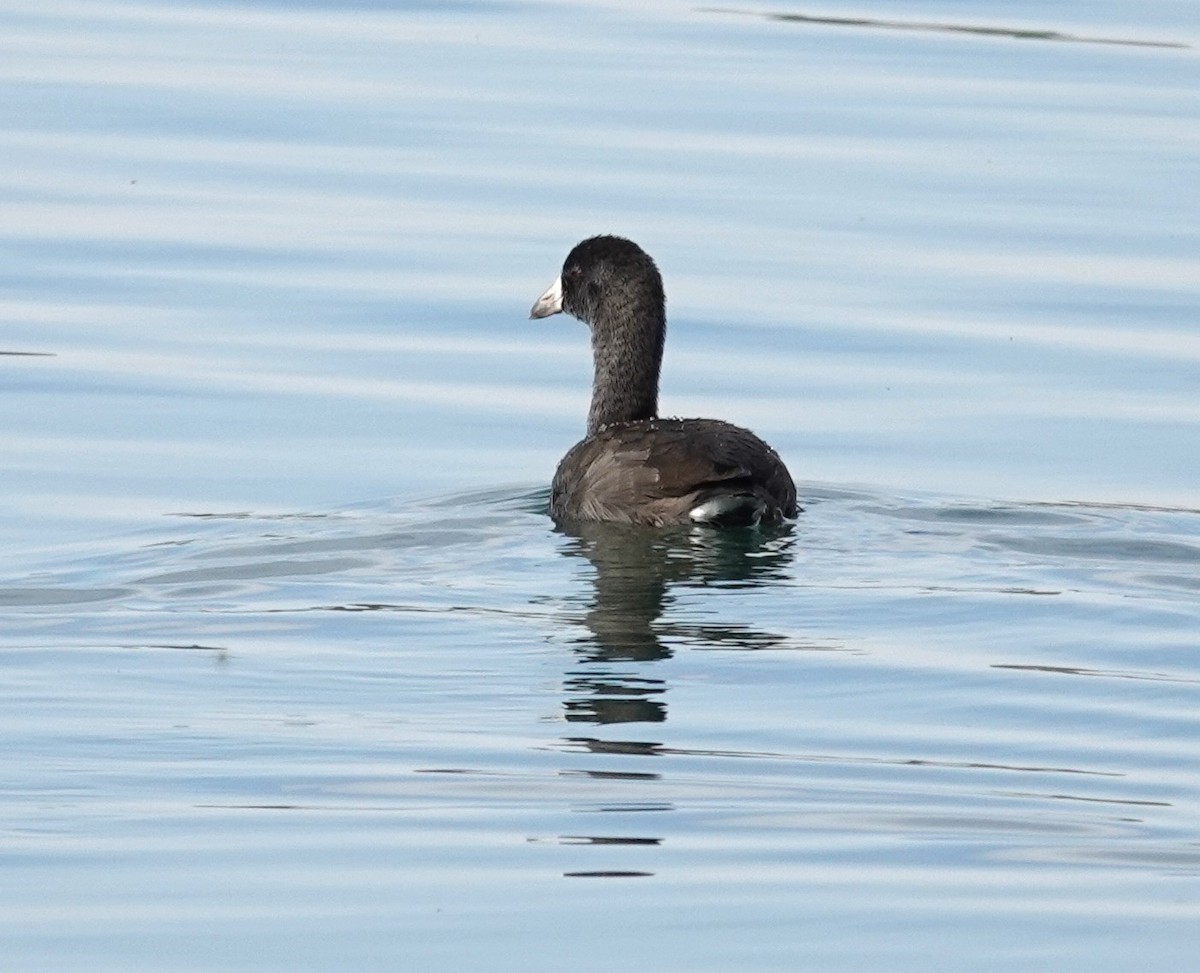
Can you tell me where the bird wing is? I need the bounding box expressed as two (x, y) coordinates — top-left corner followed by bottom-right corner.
(551, 419), (795, 526)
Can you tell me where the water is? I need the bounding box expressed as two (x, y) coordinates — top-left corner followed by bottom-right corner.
(2, 1), (1198, 969)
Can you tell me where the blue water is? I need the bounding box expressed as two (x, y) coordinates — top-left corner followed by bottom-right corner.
(2, 1), (1198, 970)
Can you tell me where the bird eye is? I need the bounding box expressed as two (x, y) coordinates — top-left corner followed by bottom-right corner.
(564, 265), (582, 281)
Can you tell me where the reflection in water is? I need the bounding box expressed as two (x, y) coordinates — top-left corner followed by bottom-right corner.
(563, 870), (654, 879)
(561, 737), (664, 757)
(555, 522), (796, 725)
(992, 663), (1200, 685)
(699, 7), (1190, 49)
(564, 674), (667, 725)
(559, 836), (663, 846)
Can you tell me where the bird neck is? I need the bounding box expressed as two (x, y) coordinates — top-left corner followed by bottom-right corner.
(586, 303), (663, 436)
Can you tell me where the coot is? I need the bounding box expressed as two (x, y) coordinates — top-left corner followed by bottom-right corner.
(530, 235), (797, 527)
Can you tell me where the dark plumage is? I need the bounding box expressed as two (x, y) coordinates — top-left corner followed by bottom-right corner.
(530, 235), (797, 527)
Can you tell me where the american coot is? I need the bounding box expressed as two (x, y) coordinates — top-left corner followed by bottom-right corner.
(530, 235), (797, 527)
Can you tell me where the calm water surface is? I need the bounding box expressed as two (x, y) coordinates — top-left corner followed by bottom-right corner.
(2, 0), (1198, 970)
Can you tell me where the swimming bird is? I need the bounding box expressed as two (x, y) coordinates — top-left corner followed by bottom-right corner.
(530, 235), (797, 527)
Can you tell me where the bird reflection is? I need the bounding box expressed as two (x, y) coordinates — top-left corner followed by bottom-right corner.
(555, 521), (796, 725)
